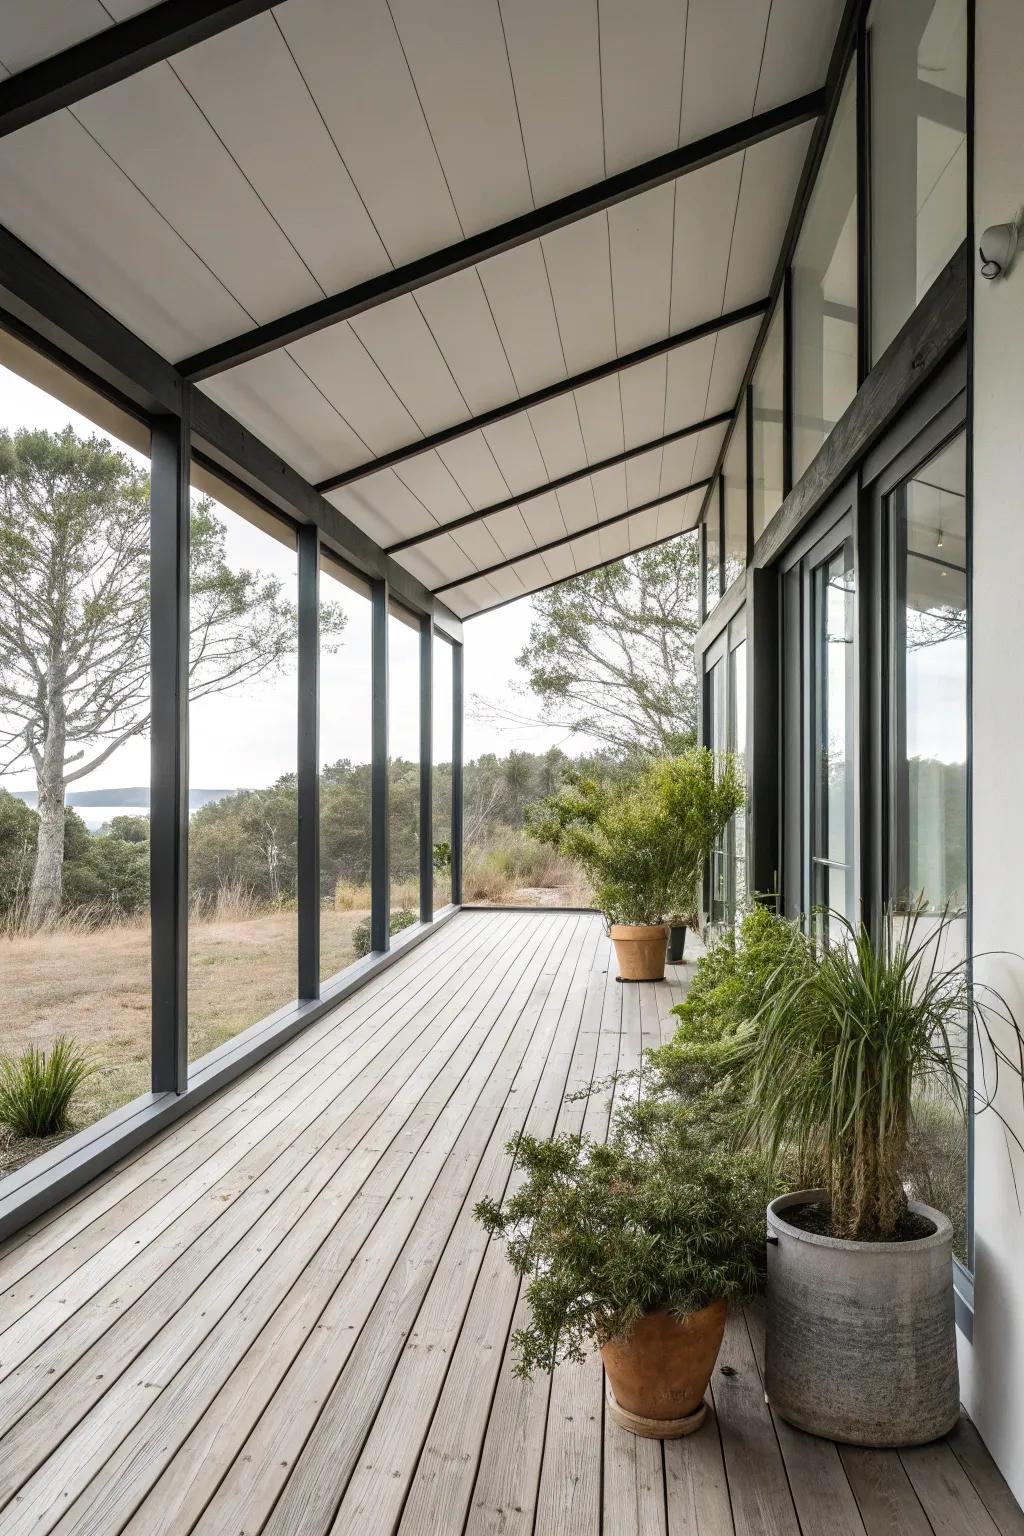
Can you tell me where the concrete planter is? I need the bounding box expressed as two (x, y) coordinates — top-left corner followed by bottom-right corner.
(765, 1189), (960, 1446)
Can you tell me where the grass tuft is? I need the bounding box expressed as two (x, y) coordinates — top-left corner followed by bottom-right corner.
(0, 1035), (96, 1138)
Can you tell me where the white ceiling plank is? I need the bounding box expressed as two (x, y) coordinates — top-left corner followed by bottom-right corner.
(705, 315), (761, 412)
(679, 0), (772, 144)
(389, 0), (532, 235)
(436, 434), (511, 508)
(663, 333), (717, 431)
(478, 242), (567, 396)
(599, 519), (633, 563)
(328, 468), (437, 545)
(625, 446), (666, 507)
(723, 125), (813, 311)
(569, 528), (602, 572)
(655, 497), (688, 539)
(352, 295), (469, 436)
(599, 0), (688, 175)
(608, 183), (676, 354)
(627, 502), (663, 551)
(450, 519), (507, 571)
(200, 351), (368, 484)
(668, 158), (744, 333)
(498, 0), (604, 205)
(482, 506), (534, 559)
(659, 434), (699, 494)
(755, 0), (844, 111)
(618, 357), (668, 451)
(573, 375), (626, 463)
(555, 479), (599, 537)
(414, 271), (518, 417)
(275, 0), (462, 265)
(506, 553), (549, 593)
(73, 63), (321, 328)
(541, 215), (616, 375)
(590, 462), (629, 519)
(518, 490), (567, 546)
(527, 395), (588, 480)
(289, 323), (420, 456)
(0, 0), (113, 70)
(539, 544), (576, 585)
(167, 15), (389, 297)
(0, 112), (247, 359)
(691, 421), (730, 479)
(399, 533), (467, 590)
(481, 416), (550, 495)
(480, 564), (527, 603)
(393, 453), (472, 520)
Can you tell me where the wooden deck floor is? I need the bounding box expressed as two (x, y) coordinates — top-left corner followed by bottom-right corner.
(0, 909), (1020, 1536)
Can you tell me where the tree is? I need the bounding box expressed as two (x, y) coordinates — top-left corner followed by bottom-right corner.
(507, 536), (700, 755)
(0, 426), (344, 931)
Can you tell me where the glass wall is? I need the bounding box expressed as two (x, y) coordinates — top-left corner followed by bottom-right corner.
(704, 504), (721, 615)
(722, 400), (748, 590)
(752, 302), (786, 540)
(388, 601), (421, 925)
(432, 636), (454, 911)
(869, 0), (967, 362)
(707, 657), (728, 926)
(729, 638), (748, 913)
(792, 64), (858, 483)
(319, 556), (373, 981)
(187, 481), (298, 1062)
(0, 350), (153, 1163)
(810, 540), (856, 927)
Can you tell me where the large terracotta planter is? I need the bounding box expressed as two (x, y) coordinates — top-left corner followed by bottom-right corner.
(610, 923), (669, 981)
(601, 1299), (728, 1437)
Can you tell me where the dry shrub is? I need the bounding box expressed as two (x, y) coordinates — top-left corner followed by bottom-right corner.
(463, 829), (592, 905)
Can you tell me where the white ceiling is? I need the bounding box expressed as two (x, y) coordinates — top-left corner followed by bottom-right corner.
(0, 0), (844, 615)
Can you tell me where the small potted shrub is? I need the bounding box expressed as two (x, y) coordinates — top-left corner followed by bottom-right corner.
(475, 1096), (766, 1437)
(528, 751), (742, 982)
(738, 910), (1023, 1446)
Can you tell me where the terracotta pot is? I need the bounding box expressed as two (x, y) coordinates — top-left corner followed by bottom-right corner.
(600, 1299), (728, 1437)
(610, 923), (669, 981)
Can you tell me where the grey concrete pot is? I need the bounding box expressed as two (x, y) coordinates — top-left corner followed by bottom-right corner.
(765, 1189), (960, 1446)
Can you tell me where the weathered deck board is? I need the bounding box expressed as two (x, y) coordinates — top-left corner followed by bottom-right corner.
(0, 911), (1016, 1536)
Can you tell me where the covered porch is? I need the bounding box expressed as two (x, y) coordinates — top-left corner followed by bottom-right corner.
(0, 910), (1018, 1536)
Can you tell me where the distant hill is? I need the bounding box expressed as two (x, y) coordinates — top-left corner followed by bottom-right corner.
(10, 787), (234, 812)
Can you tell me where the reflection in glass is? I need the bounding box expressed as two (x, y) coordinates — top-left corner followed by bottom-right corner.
(388, 602), (421, 922)
(722, 400), (748, 590)
(433, 637), (454, 911)
(870, 0), (967, 361)
(792, 65), (857, 483)
(704, 505), (721, 615)
(319, 557), (372, 983)
(812, 542), (855, 926)
(752, 303), (785, 540)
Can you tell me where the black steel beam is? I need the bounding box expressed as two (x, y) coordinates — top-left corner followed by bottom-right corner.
(177, 93), (824, 382)
(386, 409), (732, 555)
(370, 579), (390, 953)
(297, 522), (321, 1001)
(451, 644), (464, 906)
(0, 2), (279, 140)
(318, 303), (765, 495)
(433, 476), (711, 596)
(419, 616), (434, 925)
(149, 410), (190, 1095)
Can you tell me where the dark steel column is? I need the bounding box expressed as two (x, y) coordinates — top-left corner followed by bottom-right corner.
(150, 409), (190, 1094)
(370, 578), (390, 951)
(419, 614), (434, 925)
(297, 522), (320, 999)
(451, 642), (464, 906)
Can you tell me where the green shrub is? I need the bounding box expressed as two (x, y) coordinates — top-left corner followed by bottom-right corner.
(527, 751), (743, 927)
(351, 907), (417, 959)
(475, 1094), (767, 1378)
(0, 1035), (95, 1137)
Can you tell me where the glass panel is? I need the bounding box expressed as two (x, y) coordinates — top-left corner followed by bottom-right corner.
(388, 601), (420, 925)
(319, 556), (373, 982)
(870, 0), (967, 361)
(811, 541), (856, 927)
(704, 505), (721, 615)
(707, 659), (728, 926)
(432, 636), (454, 911)
(752, 302), (785, 539)
(895, 432), (968, 1261)
(0, 356), (152, 1160)
(792, 64), (858, 483)
(722, 399), (748, 589)
(187, 484), (298, 1062)
(730, 640), (748, 913)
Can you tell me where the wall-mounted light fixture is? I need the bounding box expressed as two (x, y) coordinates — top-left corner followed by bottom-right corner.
(979, 212), (1021, 279)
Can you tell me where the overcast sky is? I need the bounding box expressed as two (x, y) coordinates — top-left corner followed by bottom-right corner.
(0, 360), (595, 805)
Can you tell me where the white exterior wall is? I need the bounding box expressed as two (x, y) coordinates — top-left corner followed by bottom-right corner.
(960, 0), (1024, 1503)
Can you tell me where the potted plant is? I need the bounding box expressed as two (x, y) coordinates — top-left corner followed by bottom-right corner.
(738, 909), (1023, 1446)
(475, 1096), (766, 1436)
(528, 751), (743, 982)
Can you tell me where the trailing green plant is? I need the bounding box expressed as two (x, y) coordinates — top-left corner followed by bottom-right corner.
(0, 1035), (95, 1138)
(527, 750), (743, 927)
(734, 908), (997, 1241)
(474, 1094), (767, 1378)
(351, 907), (417, 959)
